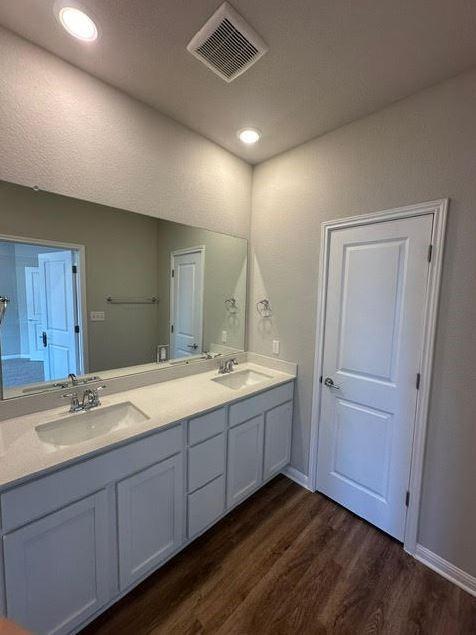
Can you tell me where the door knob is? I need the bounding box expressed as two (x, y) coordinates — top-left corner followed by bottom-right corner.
(187, 343), (198, 350)
(324, 377), (340, 389)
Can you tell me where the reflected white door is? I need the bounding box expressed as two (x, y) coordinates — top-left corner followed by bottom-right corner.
(38, 251), (79, 381)
(24, 267), (44, 362)
(170, 248), (204, 358)
(317, 215), (433, 540)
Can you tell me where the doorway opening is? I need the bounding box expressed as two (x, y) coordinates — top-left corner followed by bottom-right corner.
(0, 235), (87, 397)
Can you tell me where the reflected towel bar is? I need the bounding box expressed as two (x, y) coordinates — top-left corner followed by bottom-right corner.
(106, 296), (158, 304)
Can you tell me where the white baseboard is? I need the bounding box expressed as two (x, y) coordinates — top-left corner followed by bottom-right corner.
(281, 465), (312, 491)
(415, 544), (476, 597)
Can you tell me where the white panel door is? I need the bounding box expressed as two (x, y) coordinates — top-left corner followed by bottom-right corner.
(24, 266), (45, 362)
(117, 454), (183, 590)
(3, 491), (110, 635)
(317, 215), (433, 540)
(170, 249), (204, 358)
(38, 251), (78, 381)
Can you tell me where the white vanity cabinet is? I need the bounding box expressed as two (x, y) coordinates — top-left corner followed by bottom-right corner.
(117, 453), (183, 589)
(0, 423), (183, 635)
(227, 381), (294, 509)
(3, 491), (111, 635)
(227, 415), (265, 507)
(0, 377), (294, 634)
(263, 401), (293, 479)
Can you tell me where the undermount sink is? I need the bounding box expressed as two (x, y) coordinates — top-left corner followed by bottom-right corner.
(212, 369), (273, 390)
(35, 401), (149, 448)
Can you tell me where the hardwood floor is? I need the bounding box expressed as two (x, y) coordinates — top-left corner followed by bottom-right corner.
(82, 476), (476, 634)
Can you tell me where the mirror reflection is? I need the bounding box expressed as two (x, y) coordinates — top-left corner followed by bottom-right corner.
(0, 180), (247, 399)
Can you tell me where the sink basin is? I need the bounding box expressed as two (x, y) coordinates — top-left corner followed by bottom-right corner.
(36, 402), (149, 448)
(212, 369), (273, 390)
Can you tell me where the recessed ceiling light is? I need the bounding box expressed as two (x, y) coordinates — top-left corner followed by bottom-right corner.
(238, 128), (261, 144)
(58, 6), (98, 41)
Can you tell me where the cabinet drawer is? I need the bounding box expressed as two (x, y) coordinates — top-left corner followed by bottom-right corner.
(1, 424), (182, 532)
(188, 433), (225, 492)
(188, 475), (225, 539)
(229, 382), (294, 428)
(188, 408), (226, 446)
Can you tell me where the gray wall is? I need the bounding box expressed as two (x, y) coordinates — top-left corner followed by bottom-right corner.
(156, 221), (247, 352)
(0, 27), (252, 239)
(250, 69), (476, 577)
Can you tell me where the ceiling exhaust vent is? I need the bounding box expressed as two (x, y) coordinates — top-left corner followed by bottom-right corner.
(187, 2), (268, 83)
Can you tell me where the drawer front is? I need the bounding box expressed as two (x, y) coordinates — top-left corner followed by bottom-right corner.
(188, 433), (226, 492)
(188, 408), (226, 446)
(1, 424), (182, 533)
(188, 475), (225, 539)
(229, 382), (294, 428)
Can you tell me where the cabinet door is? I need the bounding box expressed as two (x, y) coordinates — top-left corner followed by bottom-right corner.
(263, 401), (293, 479)
(117, 453), (183, 590)
(227, 415), (264, 508)
(3, 491), (110, 635)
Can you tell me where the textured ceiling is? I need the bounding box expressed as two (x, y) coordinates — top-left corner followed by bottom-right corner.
(1, 0), (476, 163)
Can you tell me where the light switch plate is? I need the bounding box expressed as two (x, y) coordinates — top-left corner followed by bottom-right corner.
(221, 330), (227, 343)
(272, 339), (280, 355)
(90, 311), (105, 321)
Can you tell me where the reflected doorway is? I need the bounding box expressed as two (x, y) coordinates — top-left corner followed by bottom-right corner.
(0, 236), (86, 396)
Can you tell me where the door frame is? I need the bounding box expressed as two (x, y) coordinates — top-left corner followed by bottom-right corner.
(0, 232), (89, 376)
(308, 199), (448, 555)
(169, 245), (205, 358)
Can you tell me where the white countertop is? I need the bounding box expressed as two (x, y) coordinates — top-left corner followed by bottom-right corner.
(0, 362), (295, 490)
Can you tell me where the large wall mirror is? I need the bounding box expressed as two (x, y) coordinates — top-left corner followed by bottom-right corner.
(0, 180), (247, 399)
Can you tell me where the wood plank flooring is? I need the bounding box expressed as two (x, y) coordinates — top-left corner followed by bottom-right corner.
(82, 476), (476, 634)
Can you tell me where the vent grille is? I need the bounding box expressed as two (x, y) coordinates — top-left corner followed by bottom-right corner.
(187, 2), (267, 82)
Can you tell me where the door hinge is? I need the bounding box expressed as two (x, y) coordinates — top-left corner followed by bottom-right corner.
(427, 244), (433, 263)
(405, 491), (410, 507)
(171, 269), (175, 278)
(74, 325), (80, 334)
(72, 265), (78, 274)
(416, 373), (421, 390)
(319, 375), (323, 384)
(171, 324), (174, 333)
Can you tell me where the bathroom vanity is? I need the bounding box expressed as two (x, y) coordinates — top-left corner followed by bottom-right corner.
(0, 360), (295, 634)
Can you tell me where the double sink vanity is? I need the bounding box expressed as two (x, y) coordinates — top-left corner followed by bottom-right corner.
(0, 356), (296, 634)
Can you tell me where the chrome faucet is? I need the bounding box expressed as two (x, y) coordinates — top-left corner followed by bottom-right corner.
(218, 358), (238, 374)
(81, 387), (104, 410)
(63, 386), (106, 413)
(62, 391), (82, 413)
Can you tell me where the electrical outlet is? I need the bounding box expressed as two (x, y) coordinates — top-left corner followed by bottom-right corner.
(272, 339), (280, 355)
(221, 330), (227, 343)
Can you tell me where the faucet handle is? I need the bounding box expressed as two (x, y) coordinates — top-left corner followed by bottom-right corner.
(62, 391), (78, 399)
